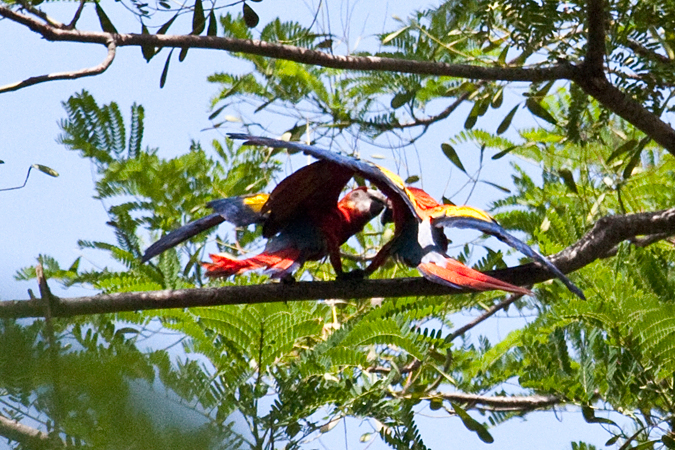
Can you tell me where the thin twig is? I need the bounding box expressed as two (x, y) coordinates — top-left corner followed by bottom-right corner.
(66, 0), (87, 30)
(431, 392), (561, 412)
(0, 38), (116, 94)
(444, 293), (524, 343)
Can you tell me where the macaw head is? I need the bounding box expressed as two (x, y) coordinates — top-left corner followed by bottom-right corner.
(340, 186), (389, 219)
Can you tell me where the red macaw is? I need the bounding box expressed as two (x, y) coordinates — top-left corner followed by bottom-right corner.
(142, 160), (388, 279)
(229, 134), (584, 299)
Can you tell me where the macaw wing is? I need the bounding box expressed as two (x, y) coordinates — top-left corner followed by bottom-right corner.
(141, 213), (224, 263)
(262, 160), (355, 237)
(207, 193), (269, 227)
(432, 213), (585, 300)
(142, 194), (269, 263)
(228, 134), (418, 221)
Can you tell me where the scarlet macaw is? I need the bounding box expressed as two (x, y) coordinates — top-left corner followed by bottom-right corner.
(142, 160), (389, 279)
(228, 134), (584, 299)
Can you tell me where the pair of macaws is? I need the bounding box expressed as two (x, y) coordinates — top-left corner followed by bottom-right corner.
(142, 134), (584, 299)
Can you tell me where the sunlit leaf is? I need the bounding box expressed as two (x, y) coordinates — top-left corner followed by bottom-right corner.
(32, 164), (59, 177)
(382, 26), (409, 44)
(452, 403), (494, 443)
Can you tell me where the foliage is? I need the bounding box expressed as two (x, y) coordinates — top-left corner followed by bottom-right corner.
(6, 0), (675, 449)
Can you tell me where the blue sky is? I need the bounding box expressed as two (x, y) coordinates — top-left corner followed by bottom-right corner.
(0, 0), (618, 448)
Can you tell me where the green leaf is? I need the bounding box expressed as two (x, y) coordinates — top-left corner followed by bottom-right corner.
(558, 168), (578, 194)
(606, 139), (637, 164)
(243, 3), (259, 28)
(158, 14), (178, 34)
(179, 47), (189, 62)
(497, 45), (509, 65)
(391, 91), (413, 109)
(662, 434), (675, 449)
(141, 25), (155, 62)
(491, 87), (504, 108)
(32, 164), (59, 177)
(451, 403), (494, 443)
(525, 98), (557, 125)
(192, 0), (205, 35)
(496, 105), (519, 135)
(441, 143), (466, 173)
(405, 175), (420, 184)
(492, 146), (516, 160)
(464, 101), (481, 129)
(533, 80), (555, 100)
(315, 39), (333, 49)
(581, 406), (616, 426)
(622, 147), (643, 180)
(207, 10), (218, 36)
(95, 3), (118, 34)
(160, 49), (174, 88)
(382, 26), (409, 44)
(605, 436), (620, 446)
(480, 180), (510, 193)
(429, 398), (443, 411)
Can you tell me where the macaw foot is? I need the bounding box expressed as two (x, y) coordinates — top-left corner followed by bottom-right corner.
(337, 269), (366, 281)
(280, 274), (296, 284)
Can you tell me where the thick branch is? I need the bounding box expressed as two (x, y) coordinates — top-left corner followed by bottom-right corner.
(3, 5), (675, 154)
(0, 38), (115, 94)
(2, 208), (675, 319)
(0, 6), (574, 83)
(0, 413), (60, 449)
(570, 72), (675, 157)
(436, 392), (562, 412)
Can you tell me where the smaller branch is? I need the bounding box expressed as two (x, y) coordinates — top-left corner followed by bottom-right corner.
(0, 166), (35, 192)
(444, 293), (524, 343)
(0, 39), (116, 94)
(66, 0), (86, 30)
(434, 392), (562, 412)
(584, 0), (607, 75)
(17, 1), (64, 29)
(625, 39), (672, 65)
(0, 412), (61, 449)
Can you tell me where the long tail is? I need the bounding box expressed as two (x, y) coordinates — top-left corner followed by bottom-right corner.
(418, 258), (532, 296)
(202, 247), (302, 278)
(142, 214), (224, 263)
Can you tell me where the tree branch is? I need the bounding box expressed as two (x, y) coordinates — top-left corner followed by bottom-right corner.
(0, 413), (61, 449)
(2, 208), (675, 319)
(434, 392), (562, 412)
(0, 38), (116, 94)
(3, 5), (675, 154)
(0, 6), (574, 83)
(584, 0), (606, 75)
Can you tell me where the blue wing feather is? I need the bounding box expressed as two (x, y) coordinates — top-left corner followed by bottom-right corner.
(141, 213), (224, 263)
(434, 216), (585, 300)
(228, 133), (418, 218)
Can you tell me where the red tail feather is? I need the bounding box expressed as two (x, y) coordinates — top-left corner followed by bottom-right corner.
(203, 248), (302, 278)
(418, 259), (532, 296)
